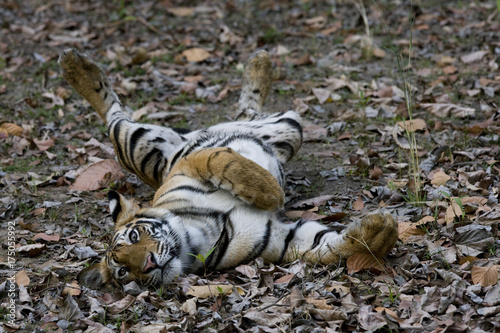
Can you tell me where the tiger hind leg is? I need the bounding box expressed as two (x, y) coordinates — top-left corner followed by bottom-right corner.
(235, 50), (273, 121)
(278, 211), (398, 264)
(59, 49), (186, 189)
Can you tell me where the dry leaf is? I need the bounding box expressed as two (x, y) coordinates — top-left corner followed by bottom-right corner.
(69, 159), (125, 191)
(373, 46), (386, 58)
(460, 50), (488, 64)
(398, 222), (426, 242)
(369, 165), (383, 179)
(459, 256), (479, 265)
(442, 65), (457, 74)
(312, 88), (332, 104)
(16, 243), (46, 257)
(307, 298), (334, 310)
(186, 284), (243, 298)
(303, 125), (327, 142)
(181, 48), (211, 62)
(431, 170), (451, 186)
(326, 283), (350, 296)
(445, 200), (463, 225)
(62, 281), (81, 297)
(33, 138), (55, 151)
(274, 274), (295, 284)
(353, 196), (364, 211)
(471, 265), (499, 287)
(235, 265), (258, 279)
(106, 294), (136, 315)
(291, 195), (335, 208)
(167, 7), (195, 17)
(346, 253), (384, 274)
(0, 122), (23, 137)
(290, 287), (306, 309)
(396, 119), (426, 133)
(15, 270), (30, 286)
(421, 103), (475, 118)
(33, 233), (60, 242)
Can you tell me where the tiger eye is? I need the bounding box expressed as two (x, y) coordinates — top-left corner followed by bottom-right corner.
(129, 229), (139, 244)
(118, 267), (128, 278)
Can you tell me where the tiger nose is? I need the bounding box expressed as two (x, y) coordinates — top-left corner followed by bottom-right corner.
(143, 253), (158, 272)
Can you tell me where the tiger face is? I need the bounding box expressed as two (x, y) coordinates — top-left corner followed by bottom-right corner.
(78, 191), (186, 288)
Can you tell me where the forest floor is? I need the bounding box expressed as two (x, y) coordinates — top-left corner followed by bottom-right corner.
(1, 0), (500, 332)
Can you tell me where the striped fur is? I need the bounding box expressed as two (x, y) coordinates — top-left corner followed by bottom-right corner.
(59, 49), (398, 288)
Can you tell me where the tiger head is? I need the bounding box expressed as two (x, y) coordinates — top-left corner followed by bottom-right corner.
(78, 191), (185, 288)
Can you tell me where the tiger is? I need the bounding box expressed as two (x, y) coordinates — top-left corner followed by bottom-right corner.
(58, 49), (398, 288)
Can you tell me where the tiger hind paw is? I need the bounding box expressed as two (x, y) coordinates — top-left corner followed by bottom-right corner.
(58, 49), (117, 121)
(236, 50), (273, 121)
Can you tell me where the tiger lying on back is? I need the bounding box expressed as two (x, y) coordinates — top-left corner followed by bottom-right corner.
(59, 49), (398, 288)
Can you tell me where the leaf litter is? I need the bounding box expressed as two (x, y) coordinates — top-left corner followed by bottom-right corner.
(1, 0), (500, 332)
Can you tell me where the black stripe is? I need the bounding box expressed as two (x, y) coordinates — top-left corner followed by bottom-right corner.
(279, 228), (296, 263)
(310, 229), (336, 250)
(152, 153), (164, 185)
(278, 219), (307, 262)
(165, 185), (217, 195)
(155, 198), (190, 205)
(172, 209), (223, 221)
(112, 119), (128, 168)
(274, 118), (303, 138)
(272, 141), (295, 158)
(205, 215), (233, 271)
(169, 148), (188, 170)
(130, 128), (151, 165)
(151, 137), (166, 143)
(134, 213), (157, 219)
(108, 191), (121, 222)
(172, 128), (191, 135)
(140, 148), (162, 176)
(240, 219), (272, 264)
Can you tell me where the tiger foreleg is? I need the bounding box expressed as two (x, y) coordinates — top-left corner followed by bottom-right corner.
(154, 147), (284, 211)
(279, 211), (398, 264)
(235, 50), (273, 121)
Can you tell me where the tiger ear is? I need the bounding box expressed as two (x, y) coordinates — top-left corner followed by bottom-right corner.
(78, 258), (112, 289)
(108, 191), (139, 227)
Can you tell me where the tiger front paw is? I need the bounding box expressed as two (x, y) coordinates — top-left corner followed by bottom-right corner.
(344, 210), (398, 258)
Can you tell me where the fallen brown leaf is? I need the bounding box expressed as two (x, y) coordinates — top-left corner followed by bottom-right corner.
(186, 284), (243, 298)
(16, 243), (46, 257)
(431, 170), (451, 186)
(33, 138), (55, 151)
(69, 159), (125, 191)
(167, 7), (195, 17)
(346, 253), (385, 274)
(181, 48), (211, 62)
(62, 280), (81, 297)
(0, 122), (23, 137)
(33, 233), (60, 242)
(471, 265), (499, 287)
(421, 103), (475, 118)
(353, 196), (364, 211)
(396, 119), (427, 133)
(15, 270), (30, 286)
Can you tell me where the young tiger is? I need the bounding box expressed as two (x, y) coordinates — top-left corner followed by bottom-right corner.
(59, 49), (398, 288)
